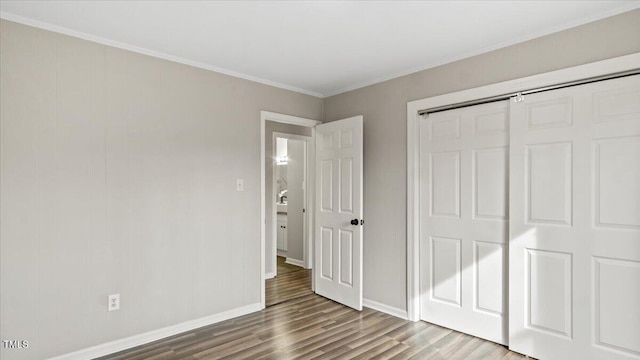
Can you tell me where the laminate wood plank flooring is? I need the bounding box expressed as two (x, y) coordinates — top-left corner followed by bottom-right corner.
(98, 256), (528, 359)
(97, 292), (527, 360)
(266, 256), (313, 306)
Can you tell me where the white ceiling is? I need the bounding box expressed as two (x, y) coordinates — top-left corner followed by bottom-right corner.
(1, 1), (639, 97)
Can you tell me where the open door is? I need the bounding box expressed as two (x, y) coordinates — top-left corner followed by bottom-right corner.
(314, 116), (363, 310)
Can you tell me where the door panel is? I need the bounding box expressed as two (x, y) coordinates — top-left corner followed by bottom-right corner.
(420, 101), (509, 345)
(430, 151), (461, 217)
(339, 158), (353, 213)
(594, 257), (640, 355)
(594, 137), (640, 228)
(475, 240), (504, 315)
(509, 74), (640, 359)
(526, 141), (573, 225)
(526, 248), (573, 338)
(320, 160), (333, 212)
(315, 116), (363, 310)
(320, 227), (332, 280)
(473, 147), (508, 219)
(339, 229), (353, 286)
(431, 236), (462, 306)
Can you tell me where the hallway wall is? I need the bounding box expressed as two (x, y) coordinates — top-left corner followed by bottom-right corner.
(286, 139), (305, 263)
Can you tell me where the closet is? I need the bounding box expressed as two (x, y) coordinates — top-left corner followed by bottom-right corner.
(418, 74), (640, 359)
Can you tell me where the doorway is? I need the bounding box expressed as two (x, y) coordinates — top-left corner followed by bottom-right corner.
(267, 133), (312, 306)
(271, 134), (311, 272)
(260, 111), (366, 311)
(260, 111), (321, 309)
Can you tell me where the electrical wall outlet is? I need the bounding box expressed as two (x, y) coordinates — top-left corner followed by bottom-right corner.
(108, 294), (120, 311)
(236, 178), (244, 191)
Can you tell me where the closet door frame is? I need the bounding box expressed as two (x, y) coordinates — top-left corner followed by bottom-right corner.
(406, 52), (640, 323)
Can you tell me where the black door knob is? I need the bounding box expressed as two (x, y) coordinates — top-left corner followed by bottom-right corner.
(350, 219), (359, 225)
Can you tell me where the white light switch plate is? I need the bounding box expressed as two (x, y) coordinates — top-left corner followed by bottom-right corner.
(236, 178), (244, 191)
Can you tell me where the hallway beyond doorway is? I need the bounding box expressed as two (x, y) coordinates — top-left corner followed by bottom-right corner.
(266, 256), (312, 306)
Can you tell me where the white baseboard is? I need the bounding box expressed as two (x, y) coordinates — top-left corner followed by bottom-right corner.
(277, 250), (287, 257)
(265, 271), (276, 279)
(285, 258), (305, 268)
(363, 298), (408, 320)
(47, 302), (262, 360)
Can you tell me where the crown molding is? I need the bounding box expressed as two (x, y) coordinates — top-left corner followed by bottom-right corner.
(0, 11), (325, 98)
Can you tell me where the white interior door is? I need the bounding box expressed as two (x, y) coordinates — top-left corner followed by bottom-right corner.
(509, 75), (640, 359)
(419, 101), (509, 344)
(315, 115), (363, 310)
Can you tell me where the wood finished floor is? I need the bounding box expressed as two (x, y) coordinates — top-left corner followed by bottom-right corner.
(266, 256), (313, 307)
(98, 258), (526, 359)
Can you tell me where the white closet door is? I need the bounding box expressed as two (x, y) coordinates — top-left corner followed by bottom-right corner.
(509, 75), (640, 359)
(420, 101), (509, 345)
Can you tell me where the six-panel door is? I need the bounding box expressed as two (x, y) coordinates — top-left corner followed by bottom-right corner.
(419, 101), (509, 345)
(315, 116), (363, 310)
(509, 75), (640, 359)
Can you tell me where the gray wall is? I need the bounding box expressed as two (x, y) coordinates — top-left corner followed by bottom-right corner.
(323, 9), (640, 311)
(264, 122), (312, 274)
(2, 8), (640, 360)
(286, 139), (305, 262)
(0, 19), (322, 360)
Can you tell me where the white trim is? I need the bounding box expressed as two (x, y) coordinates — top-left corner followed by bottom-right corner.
(262, 111), (321, 128)
(261, 111), (321, 309)
(0, 12), (324, 98)
(265, 272), (276, 279)
(406, 103), (421, 322)
(277, 249), (288, 258)
(273, 134), (282, 275)
(285, 258), (305, 268)
(4, 4), (640, 100)
(363, 298), (408, 320)
(4, 4), (638, 99)
(406, 52), (640, 322)
(46, 303), (262, 360)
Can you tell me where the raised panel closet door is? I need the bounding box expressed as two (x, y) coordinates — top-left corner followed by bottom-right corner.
(420, 101), (509, 345)
(508, 74), (640, 360)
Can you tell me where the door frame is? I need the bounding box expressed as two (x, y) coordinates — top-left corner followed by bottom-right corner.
(405, 52), (640, 322)
(271, 131), (312, 275)
(260, 111), (321, 309)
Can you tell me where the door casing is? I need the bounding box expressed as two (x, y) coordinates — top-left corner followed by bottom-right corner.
(260, 111), (321, 309)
